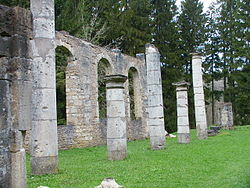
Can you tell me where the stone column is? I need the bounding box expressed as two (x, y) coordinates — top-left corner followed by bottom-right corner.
(191, 53), (208, 139)
(30, 0), (58, 174)
(105, 75), (127, 160)
(145, 44), (165, 150)
(173, 81), (190, 144)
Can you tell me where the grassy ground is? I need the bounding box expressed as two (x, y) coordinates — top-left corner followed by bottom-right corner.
(27, 126), (250, 188)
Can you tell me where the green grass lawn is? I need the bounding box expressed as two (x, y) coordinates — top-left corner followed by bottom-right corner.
(27, 126), (250, 188)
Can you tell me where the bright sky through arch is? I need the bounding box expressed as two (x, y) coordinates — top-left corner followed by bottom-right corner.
(176, 0), (216, 12)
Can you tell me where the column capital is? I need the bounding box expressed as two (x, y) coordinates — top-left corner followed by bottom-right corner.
(104, 75), (127, 89)
(173, 81), (190, 91)
(190, 53), (202, 59)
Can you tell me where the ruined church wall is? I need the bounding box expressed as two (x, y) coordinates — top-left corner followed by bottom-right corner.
(55, 32), (148, 149)
(0, 5), (32, 187)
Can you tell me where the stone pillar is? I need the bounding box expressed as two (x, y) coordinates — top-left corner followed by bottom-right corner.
(145, 44), (165, 150)
(30, 0), (58, 174)
(173, 81), (190, 144)
(191, 53), (208, 139)
(0, 5), (33, 188)
(105, 75), (127, 160)
(221, 102), (234, 129)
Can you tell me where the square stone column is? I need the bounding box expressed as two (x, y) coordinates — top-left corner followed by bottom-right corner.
(191, 53), (208, 139)
(30, 0), (58, 174)
(173, 81), (190, 144)
(145, 44), (165, 150)
(104, 75), (128, 160)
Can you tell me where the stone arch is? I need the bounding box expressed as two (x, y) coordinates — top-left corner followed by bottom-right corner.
(128, 66), (142, 119)
(97, 58), (112, 119)
(55, 45), (74, 125)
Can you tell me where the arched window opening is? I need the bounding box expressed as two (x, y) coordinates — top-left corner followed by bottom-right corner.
(98, 58), (111, 119)
(128, 67), (142, 120)
(56, 46), (72, 125)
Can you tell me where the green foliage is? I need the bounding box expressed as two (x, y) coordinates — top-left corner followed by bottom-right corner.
(0, 0), (29, 8)
(98, 58), (110, 119)
(128, 69), (136, 120)
(56, 46), (72, 125)
(27, 126), (250, 187)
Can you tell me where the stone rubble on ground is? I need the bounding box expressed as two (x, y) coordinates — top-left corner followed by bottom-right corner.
(95, 178), (123, 188)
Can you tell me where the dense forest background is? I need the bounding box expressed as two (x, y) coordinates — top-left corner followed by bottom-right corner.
(1, 0), (249, 132)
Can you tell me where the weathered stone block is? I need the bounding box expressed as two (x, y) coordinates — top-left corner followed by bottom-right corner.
(177, 107), (188, 117)
(106, 89), (124, 101)
(9, 130), (24, 152)
(107, 101), (126, 118)
(177, 126), (190, 134)
(10, 35), (32, 58)
(33, 17), (55, 39)
(31, 120), (58, 157)
(150, 136), (165, 150)
(178, 133), (190, 144)
(32, 57), (56, 88)
(149, 125), (165, 137)
(13, 81), (32, 131)
(0, 38), (11, 57)
(30, 0), (54, 18)
(147, 94), (163, 107)
(31, 38), (55, 58)
(148, 118), (164, 126)
(0, 80), (11, 131)
(147, 70), (162, 85)
(0, 5), (32, 38)
(32, 89), (57, 121)
(147, 84), (163, 96)
(31, 156), (58, 175)
(177, 116), (189, 126)
(10, 148), (26, 188)
(8, 58), (32, 81)
(107, 118), (126, 139)
(147, 106), (164, 118)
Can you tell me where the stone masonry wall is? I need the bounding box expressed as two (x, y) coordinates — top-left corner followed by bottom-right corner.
(0, 5), (33, 187)
(55, 32), (148, 149)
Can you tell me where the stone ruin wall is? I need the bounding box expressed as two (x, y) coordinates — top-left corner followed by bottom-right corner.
(55, 32), (149, 149)
(206, 79), (234, 128)
(24, 31), (149, 151)
(0, 5), (32, 187)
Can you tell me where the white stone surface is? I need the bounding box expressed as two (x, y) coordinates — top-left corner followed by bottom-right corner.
(31, 120), (58, 157)
(106, 75), (127, 160)
(191, 53), (208, 139)
(107, 118), (126, 139)
(31, 0), (58, 174)
(174, 82), (190, 143)
(178, 126), (190, 134)
(95, 178), (123, 188)
(107, 100), (126, 118)
(146, 44), (165, 149)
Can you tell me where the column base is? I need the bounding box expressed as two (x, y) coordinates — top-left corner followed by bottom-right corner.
(108, 151), (127, 161)
(31, 156), (58, 175)
(197, 131), (208, 140)
(178, 133), (190, 144)
(150, 136), (165, 150)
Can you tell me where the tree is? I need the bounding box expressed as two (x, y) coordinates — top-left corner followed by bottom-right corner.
(178, 0), (206, 128)
(0, 0), (29, 8)
(204, 2), (223, 124)
(152, 0), (182, 132)
(178, 0), (206, 75)
(118, 0), (153, 55)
